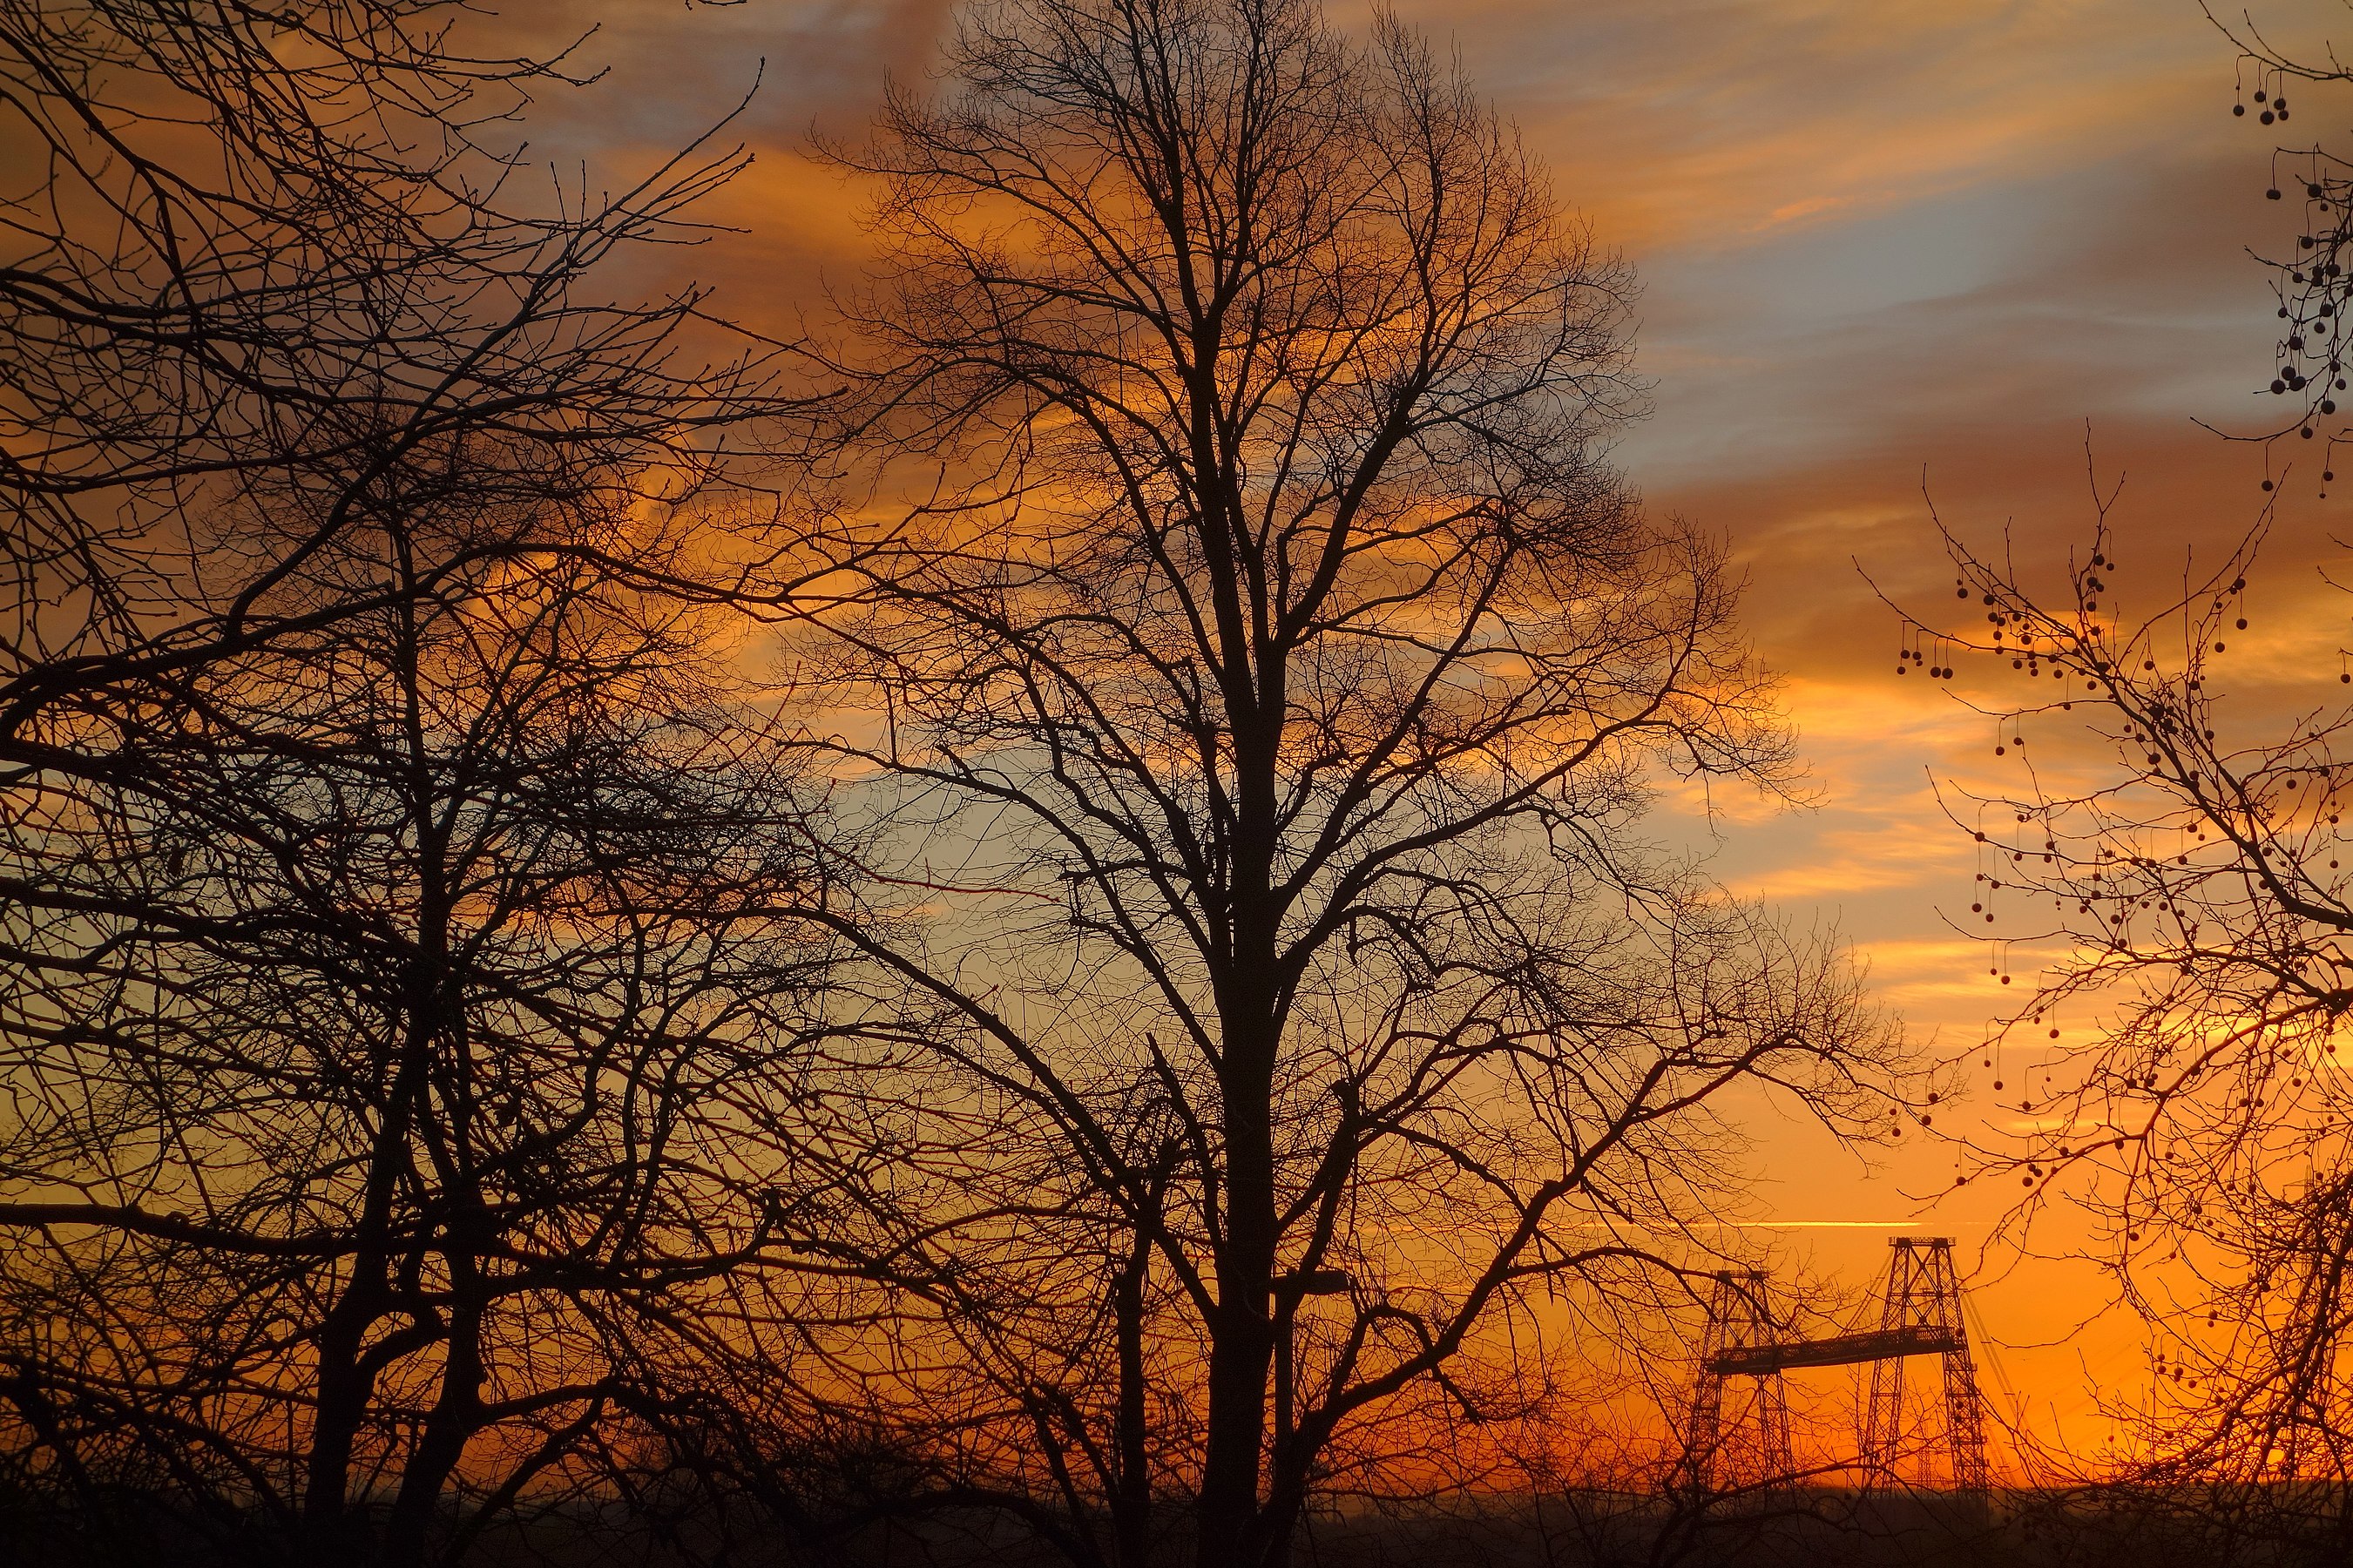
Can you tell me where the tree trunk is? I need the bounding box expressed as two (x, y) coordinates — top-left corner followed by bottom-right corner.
(1113, 1227), (1152, 1568)
(1195, 1127), (1275, 1567)
(304, 1024), (426, 1557)
(302, 1284), (379, 1555)
(380, 1293), (483, 1568)
(1199, 724), (1281, 1568)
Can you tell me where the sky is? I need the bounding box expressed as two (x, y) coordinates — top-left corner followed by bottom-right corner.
(524, 0), (2352, 1475)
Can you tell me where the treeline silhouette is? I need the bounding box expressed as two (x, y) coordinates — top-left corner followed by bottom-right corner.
(0, 2), (2346, 1567)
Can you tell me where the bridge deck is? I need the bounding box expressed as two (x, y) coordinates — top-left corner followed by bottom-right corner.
(1708, 1323), (1959, 1375)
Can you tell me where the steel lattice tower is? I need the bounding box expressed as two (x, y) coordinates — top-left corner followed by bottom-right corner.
(1680, 1269), (1793, 1497)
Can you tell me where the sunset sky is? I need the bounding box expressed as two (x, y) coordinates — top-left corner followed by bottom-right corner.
(533, 0), (2349, 1471)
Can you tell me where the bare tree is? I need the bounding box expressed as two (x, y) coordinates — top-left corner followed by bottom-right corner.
(1902, 474), (2353, 1556)
(782, 2), (1908, 1563)
(0, 3), (874, 1564)
(1877, 6), (2353, 1547)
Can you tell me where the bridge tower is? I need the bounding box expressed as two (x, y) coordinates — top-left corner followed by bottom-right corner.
(1680, 1269), (1793, 1497)
(1862, 1236), (1990, 1493)
(1682, 1236), (1989, 1501)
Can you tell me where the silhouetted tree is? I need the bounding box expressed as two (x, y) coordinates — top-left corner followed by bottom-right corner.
(0, 3), (857, 1563)
(788, 3), (1907, 1563)
(1888, 10), (2353, 1550)
(1909, 479), (2353, 1561)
